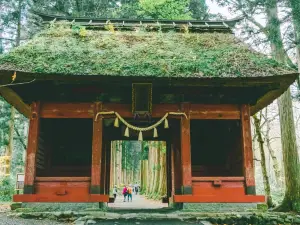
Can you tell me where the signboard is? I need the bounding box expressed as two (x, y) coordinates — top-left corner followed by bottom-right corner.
(16, 173), (24, 190)
(132, 83), (152, 114)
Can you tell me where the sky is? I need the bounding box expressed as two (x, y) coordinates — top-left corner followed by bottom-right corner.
(207, 0), (231, 19)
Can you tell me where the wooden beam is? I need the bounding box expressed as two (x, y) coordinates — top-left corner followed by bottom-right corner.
(250, 88), (281, 115)
(40, 103), (93, 118)
(38, 102), (241, 120)
(180, 103), (192, 194)
(192, 177), (245, 182)
(0, 87), (30, 117)
(102, 103), (240, 119)
(174, 195), (265, 203)
(36, 177), (90, 182)
(24, 102), (40, 194)
(241, 104), (256, 194)
(190, 104), (240, 119)
(13, 194), (109, 202)
(90, 102), (103, 194)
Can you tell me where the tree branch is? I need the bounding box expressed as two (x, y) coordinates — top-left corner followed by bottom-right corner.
(14, 124), (26, 150)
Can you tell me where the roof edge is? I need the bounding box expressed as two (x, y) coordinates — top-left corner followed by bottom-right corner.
(250, 73), (298, 115)
(33, 11), (242, 28)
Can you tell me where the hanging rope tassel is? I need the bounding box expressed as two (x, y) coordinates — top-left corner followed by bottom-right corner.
(114, 117), (119, 127)
(153, 127), (158, 138)
(124, 127), (129, 137)
(164, 118), (169, 128)
(138, 131), (143, 141)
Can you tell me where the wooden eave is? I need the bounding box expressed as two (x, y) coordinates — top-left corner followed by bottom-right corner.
(0, 70), (297, 117)
(0, 86), (30, 117)
(34, 11), (241, 33)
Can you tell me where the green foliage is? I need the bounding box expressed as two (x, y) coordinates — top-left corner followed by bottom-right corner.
(32, 0), (208, 20)
(138, 0), (191, 19)
(33, 0), (120, 17)
(141, 142), (149, 160)
(152, 164), (161, 171)
(0, 177), (14, 202)
(121, 141), (141, 171)
(189, 0), (209, 20)
(0, 24), (293, 78)
(0, 99), (11, 148)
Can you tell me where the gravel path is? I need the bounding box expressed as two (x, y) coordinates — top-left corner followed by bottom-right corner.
(108, 195), (168, 210)
(0, 213), (202, 225)
(0, 213), (70, 225)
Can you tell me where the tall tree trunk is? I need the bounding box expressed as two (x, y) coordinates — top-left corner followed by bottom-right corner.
(144, 160), (149, 194)
(157, 142), (165, 197)
(140, 160), (145, 190)
(0, 27), (3, 54)
(253, 114), (273, 207)
(152, 142), (161, 198)
(110, 141), (115, 189)
(5, 107), (15, 176)
(289, 0), (300, 85)
(266, 0), (300, 211)
(149, 142), (156, 196)
(265, 107), (281, 185)
(146, 143), (151, 195)
(16, 0), (22, 47)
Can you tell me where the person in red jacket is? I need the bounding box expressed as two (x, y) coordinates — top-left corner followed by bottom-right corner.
(122, 185), (128, 202)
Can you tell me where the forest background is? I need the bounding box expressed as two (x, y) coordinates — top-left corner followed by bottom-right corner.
(1, 0), (300, 211)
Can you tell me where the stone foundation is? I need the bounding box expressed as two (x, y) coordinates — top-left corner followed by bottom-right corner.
(21, 202), (107, 212)
(182, 203), (259, 212)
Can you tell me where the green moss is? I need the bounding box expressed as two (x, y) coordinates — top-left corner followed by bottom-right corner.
(0, 23), (294, 77)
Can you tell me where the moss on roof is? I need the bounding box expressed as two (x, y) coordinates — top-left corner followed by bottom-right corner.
(0, 23), (294, 78)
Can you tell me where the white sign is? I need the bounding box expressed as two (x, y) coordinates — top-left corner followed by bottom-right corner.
(16, 173), (24, 190)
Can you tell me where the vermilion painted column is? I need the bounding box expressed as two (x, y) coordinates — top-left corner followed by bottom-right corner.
(105, 141), (111, 195)
(91, 102), (103, 194)
(171, 121), (182, 195)
(180, 103), (192, 194)
(241, 104), (256, 194)
(101, 141), (106, 195)
(24, 102), (40, 194)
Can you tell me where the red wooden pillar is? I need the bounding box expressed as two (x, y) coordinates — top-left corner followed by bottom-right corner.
(101, 140), (106, 195)
(166, 140), (172, 199)
(180, 103), (192, 194)
(171, 121), (182, 195)
(241, 104), (256, 195)
(91, 102), (103, 194)
(24, 102), (40, 194)
(105, 140), (111, 195)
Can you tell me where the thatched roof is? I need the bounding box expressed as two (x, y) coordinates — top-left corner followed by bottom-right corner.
(0, 22), (294, 78)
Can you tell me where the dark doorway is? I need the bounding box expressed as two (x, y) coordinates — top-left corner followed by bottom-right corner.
(190, 120), (243, 177)
(37, 118), (93, 177)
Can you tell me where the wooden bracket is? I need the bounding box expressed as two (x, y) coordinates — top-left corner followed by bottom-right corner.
(213, 180), (222, 187)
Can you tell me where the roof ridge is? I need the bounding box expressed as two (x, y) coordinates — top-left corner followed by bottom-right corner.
(32, 10), (242, 32)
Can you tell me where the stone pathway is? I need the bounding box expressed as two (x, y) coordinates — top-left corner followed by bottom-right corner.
(108, 194), (168, 209)
(0, 202), (10, 212)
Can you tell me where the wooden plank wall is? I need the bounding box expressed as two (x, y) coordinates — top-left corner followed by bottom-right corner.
(36, 132), (46, 175)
